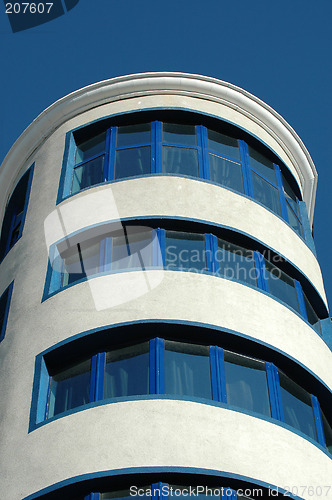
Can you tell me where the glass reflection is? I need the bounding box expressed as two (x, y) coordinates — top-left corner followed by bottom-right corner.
(104, 343), (149, 398)
(165, 231), (206, 271)
(162, 146), (199, 177)
(48, 359), (91, 418)
(279, 371), (317, 440)
(224, 351), (271, 417)
(165, 341), (212, 399)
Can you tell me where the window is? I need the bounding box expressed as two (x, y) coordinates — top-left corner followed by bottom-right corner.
(33, 335), (331, 453)
(321, 410), (332, 454)
(59, 117), (305, 239)
(45, 223), (323, 336)
(104, 342), (150, 399)
(0, 283), (13, 343)
(47, 358), (92, 418)
(114, 123), (151, 180)
(224, 351), (271, 417)
(72, 132), (107, 194)
(279, 371), (317, 441)
(216, 240), (257, 287)
(164, 231), (206, 271)
(164, 341), (212, 399)
(162, 123), (200, 177)
(264, 259), (300, 313)
(0, 165), (34, 260)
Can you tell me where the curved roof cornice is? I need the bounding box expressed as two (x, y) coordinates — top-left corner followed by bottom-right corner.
(0, 72), (317, 224)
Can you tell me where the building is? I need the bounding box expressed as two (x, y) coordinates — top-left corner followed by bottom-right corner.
(0, 73), (331, 500)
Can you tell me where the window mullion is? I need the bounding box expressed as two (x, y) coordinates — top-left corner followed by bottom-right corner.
(104, 128), (112, 182)
(274, 164), (289, 222)
(294, 280), (308, 321)
(221, 489), (236, 500)
(95, 352), (105, 401)
(155, 121), (162, 173)
(204, 233), (214, 273)
(197, 125), (207, 179)
(89, 354), (98, 403)
(108, 126), (117, 181)
(152, 482), (167, 500)
(266, 362), (282, 421)
(157, 228), (165, 267)
(62, 133), (77, 198)
(150, 338), (165, 395)
(217, 346), (227, 403)
(209, 346), (219, 401)
(156, 337), (165, 394)
(311, 395), (327, 448)
(254, 252), (268, 292)
(239, 140), (253, 197)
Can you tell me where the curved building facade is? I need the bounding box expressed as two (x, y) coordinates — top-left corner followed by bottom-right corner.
(0, 73), (331, 500)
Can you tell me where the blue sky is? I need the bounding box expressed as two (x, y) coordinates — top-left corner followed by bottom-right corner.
(0, 0), (331, 307)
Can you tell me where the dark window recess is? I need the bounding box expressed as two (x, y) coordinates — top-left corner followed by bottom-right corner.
(0, 167), (33, 260)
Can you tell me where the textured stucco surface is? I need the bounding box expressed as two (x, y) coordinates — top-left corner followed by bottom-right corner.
(0, 77), (330, 500)
(1, 400), (331, 499)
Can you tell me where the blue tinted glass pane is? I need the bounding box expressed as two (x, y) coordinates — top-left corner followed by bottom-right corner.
(216, 240), (257, 287)
(264, 261), (299, 312)
(286, 202), (303, 238)
(162, 146), (199, 177)
(303, 292), (321, 335)
(116, 123), (150, 147)
(249, 147), (276, 184)
(252, 172), (282, 216)
(72, 156), (105, 194)
(104, 342), (149, 398)
(209, 154), (244, 193)
(110, 229), (153, 270)
(62, 239), (101, 286)
(169, 485), (220, 500)
(0, 289), (9, 339)
(9, 222), (22, 248)
(48, 359), (91, 417)
(224, 351), (270, 417)
(279, 371), (317, 440)
(165, 231), (206, 271)
(163, 123), (197, 146)
(165, 341), (212, 399)
(75, 132), (106, 164)
(321, 411), (332, 454)
(282, 173), (300, 212)
(115, 146), (151, 179)
(102, 488), (151, 500)
(207, 130), (240, 160)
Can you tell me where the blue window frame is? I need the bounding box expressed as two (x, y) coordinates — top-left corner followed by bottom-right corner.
(35, 337), (331, 454)
(59, 118), (306, 240)
(0, 282), (13, 343)
(45, 224), (323, 335)
(0, 165), (34, 261)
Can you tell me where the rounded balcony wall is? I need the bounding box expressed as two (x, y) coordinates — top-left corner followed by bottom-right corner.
(43, 178), (327, 306)
(5, 270), (331, 390)
(0, 73), (318, 226)
(4, 400), (331, 500)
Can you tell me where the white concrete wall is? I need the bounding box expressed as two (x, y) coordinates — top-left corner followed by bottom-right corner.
(1, 400), (331, 499)
(44, 177), (327, 306)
